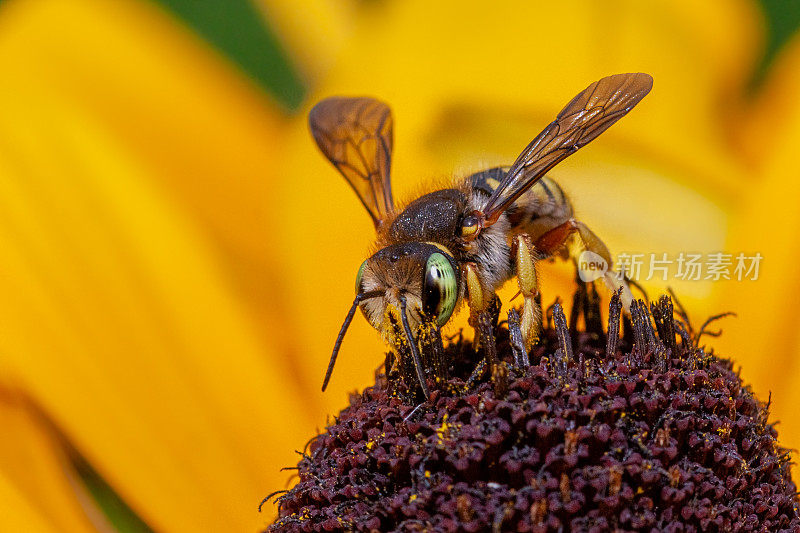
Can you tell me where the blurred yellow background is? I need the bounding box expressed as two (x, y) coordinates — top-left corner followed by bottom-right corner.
(1, 0), (799, 531)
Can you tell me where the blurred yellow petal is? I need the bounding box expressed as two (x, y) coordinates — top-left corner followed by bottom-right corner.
(300, 0), (756, 197)
(713, 34), (800, 476)
(0, 470), (61, 532)
(0, 391), (95, 533)
(0, 0), (320, 529)
(736, 29), (800, 169)
(0, 388), (155, 532)
(257, 0), (356, 82)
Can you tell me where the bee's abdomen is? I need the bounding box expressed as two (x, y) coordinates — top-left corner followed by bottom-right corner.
(466, 167), (573, 239)
(467, 166), (507, 197)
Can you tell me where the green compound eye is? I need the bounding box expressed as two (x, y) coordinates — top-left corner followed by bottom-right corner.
(355, 260), (368, 294)
(423, 253), (457, 326)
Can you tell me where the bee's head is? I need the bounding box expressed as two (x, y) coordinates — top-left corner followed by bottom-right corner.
(321, 242), (460, 394)
(356, 243), (460, 337)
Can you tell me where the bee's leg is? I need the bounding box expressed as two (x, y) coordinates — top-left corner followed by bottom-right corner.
(572, 220), (633, 310)
(387, 318), (429, 401)
(385, 346), (415, 401)
(418, 321), (447, 383)
(512, 234), (543, 352)
(464, 262), (493, 352)
(464, 262), (501, 385)
(535, 219), (633, 310)
(465, 357), (486, 389)
(507, 308), (530, 368)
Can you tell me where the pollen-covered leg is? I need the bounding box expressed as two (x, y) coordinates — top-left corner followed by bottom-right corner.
(513, 234), (542, 351)
(507, 308), (530, 368)
(464, 262), (497, 350)
(535, 218), (633, 310)
(464, 262), (501, 385)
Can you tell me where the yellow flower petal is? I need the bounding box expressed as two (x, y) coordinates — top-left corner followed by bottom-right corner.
(0, 391), (95, 533)
(257, 0), (356, 82)
(713, 35), (800, 478)
(0, 0), (319, 529)
(0, 469), (61, 532)
(735, 33), (800, 169)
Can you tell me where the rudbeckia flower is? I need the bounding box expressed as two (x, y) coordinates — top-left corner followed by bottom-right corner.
(0, 0), (798, 530)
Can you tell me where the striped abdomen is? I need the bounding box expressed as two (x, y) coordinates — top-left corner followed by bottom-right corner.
(466, 167), (573, 244)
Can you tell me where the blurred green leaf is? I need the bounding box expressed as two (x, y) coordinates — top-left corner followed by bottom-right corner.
(754, 0), (800, 87)
(150, 0), (306, 112)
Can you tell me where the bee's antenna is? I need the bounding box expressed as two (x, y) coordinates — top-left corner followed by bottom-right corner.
(399, 295), (430, 400)
(322, 291), (382, 392)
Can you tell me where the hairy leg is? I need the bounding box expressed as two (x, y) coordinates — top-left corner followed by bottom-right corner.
(512, 234), (543, 350)
(535, 218), (633, 310)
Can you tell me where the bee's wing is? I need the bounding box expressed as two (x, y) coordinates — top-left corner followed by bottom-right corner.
(481, 73), (653, 226)
(309, 97), (394, 229)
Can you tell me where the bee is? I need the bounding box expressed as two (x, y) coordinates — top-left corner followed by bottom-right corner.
(311, 73), (652, 399)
